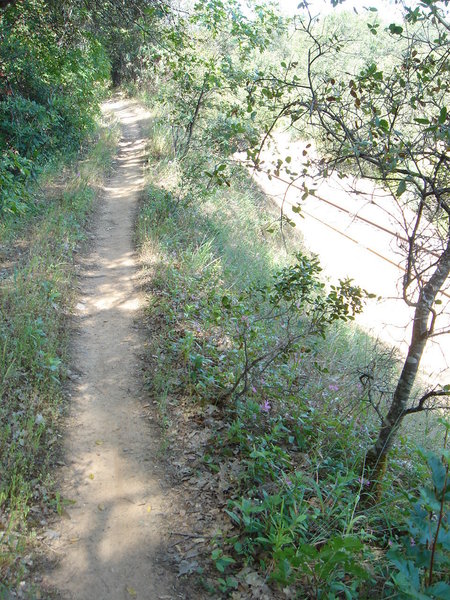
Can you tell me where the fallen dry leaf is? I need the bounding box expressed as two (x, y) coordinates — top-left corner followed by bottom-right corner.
(177, 560), (199, 577)
(44, 529), (60, 540)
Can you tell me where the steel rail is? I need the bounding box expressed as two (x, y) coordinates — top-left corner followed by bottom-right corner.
(269, 172), (441, 260)
(261, 172), (450, 301)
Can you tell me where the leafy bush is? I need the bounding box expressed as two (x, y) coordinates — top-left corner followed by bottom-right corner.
(0, 0), (110, 216)
(388, 423), (450, 599)
(0, 150), (33, 214)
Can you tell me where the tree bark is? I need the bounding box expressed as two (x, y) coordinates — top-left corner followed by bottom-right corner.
(367, 233), (450, 476)
(183, 76), (207, 155)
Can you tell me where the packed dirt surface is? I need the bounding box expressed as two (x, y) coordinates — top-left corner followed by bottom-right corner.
(43, 99), (184, 599)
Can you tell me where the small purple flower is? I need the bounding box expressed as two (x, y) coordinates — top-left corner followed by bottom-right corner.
(251, 386), (257, 394)
(285, 478), (292, 487)
(410, 538), (416, 547)
(260, 400), (271, 413)
(328, 383), (339, 392)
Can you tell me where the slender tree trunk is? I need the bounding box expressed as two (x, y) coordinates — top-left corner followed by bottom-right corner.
(367, 234), (450, 480)
(183, 76), (207, 156)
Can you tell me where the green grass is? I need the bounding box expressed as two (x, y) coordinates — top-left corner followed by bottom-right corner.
(0, 112), (118, 589)
(136, 101), (449, 597)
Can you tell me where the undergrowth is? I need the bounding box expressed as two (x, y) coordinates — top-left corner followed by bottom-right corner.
(137, 101), (449, 598)
(0, 111), (118, 591)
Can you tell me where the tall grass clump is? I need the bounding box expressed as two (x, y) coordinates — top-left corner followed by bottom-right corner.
(0, 116), (118, 589)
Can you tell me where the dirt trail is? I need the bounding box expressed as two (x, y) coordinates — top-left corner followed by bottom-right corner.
(45, 99), (180, 599)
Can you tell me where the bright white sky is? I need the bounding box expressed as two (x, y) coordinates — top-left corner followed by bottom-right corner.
(275, 0), (400, 15)
(241, 0), (403, 19)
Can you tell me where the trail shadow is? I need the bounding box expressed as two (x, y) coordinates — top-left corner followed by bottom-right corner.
(45, 100), (193, 600)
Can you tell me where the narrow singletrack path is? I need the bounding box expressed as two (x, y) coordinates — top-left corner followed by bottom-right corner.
(45, 99), (179, 599)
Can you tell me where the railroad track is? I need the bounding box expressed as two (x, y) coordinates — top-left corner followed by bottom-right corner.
(262, 172), (450, 300)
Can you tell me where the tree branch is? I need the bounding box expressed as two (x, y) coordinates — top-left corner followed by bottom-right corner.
(403, 389), (450, 416)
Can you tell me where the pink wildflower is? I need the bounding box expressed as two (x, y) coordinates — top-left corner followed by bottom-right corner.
(260, 400), (271, 413)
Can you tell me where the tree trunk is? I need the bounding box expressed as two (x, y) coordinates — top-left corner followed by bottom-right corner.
(367, 234), (450, 480)
(111, 56), (123, 87)
(183, 76), (207, 156)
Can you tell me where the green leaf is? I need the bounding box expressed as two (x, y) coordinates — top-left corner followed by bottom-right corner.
(397, 179), (407, 196)
(389, 23), (403, 35)
(215, 555), (236, 573)
(414, 117), (430, 125)
(426, 582), (450, 600)
(225, 509), (241, 524)
(211, 548), (222, 561)
(421, 449), (447, 494)
(438, 106), (447, 124)
(221, 295), (232, 309)
(224, 576), (238, 590)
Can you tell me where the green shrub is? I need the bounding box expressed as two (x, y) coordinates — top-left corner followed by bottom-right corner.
(387, 422), (450, 598)
(0, 0), (110, 216)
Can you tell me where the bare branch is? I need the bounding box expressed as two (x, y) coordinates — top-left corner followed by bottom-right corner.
(403, 389), (450, 416)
